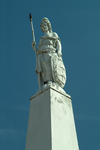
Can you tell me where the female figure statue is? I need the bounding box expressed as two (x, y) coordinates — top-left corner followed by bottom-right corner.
(32, 17), (66, 89)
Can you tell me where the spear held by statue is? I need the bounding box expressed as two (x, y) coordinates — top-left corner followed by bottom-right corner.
(29, 13), (37, 52)
(29, 13), (41, 88)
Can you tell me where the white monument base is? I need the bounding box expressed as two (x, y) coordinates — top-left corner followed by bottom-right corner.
(25, 85), (79, 150)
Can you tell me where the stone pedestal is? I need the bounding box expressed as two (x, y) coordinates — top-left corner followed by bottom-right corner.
(25, 85), (79, 150)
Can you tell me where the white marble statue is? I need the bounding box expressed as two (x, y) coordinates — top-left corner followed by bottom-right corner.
(29, 16), (66, 89)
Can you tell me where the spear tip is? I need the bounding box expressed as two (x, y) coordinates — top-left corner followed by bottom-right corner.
(29, 13), (32, 21)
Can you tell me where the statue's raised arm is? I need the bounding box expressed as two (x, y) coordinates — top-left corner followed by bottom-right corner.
(31, 17), (66, 89)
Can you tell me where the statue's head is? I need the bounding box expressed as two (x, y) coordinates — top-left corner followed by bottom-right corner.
(40, 17), (52, 33)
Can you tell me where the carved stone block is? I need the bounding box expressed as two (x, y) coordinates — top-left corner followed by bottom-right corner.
(25, 86), (79, 150)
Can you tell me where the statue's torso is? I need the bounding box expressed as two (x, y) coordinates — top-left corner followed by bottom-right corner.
(38, 33), (58, 53)
(36, 32), (66, 88)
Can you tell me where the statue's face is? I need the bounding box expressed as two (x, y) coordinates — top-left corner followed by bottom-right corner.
(41, 22), (49, 33)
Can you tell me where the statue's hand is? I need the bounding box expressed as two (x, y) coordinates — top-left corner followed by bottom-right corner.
(32, 41), (36, 48)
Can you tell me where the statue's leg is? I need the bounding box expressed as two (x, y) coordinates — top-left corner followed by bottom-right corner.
(36, 55), (44, 89)
(42, 54), (53, 82)
(38, 73), (44, 90)
(38, 73), (41, 89)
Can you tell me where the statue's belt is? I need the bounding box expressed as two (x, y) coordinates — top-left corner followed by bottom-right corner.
(36, 49), (56, 55)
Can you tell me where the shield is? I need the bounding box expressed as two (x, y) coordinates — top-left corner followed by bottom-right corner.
(52, 56), (66, 88)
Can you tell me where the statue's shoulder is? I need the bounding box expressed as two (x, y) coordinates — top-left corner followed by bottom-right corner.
(52, 32), (59, 39)
(52, 32), (61, 41)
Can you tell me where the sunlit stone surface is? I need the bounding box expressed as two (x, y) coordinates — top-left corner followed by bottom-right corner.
(25, 85), (79, 150)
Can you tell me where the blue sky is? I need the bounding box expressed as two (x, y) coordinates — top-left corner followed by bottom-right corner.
(0, 0), (100, 149)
